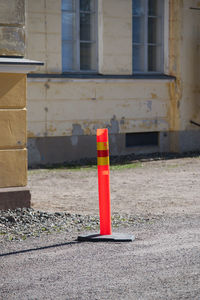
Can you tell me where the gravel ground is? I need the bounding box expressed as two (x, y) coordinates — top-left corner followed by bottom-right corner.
(1, 214), (200, 300)
(1, 155), (200, 299)
(0, 208), (158, 242)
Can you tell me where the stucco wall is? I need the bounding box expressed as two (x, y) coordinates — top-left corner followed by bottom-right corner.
(25, 0), (200, 165)
(98, 0), (132, 74)
(25, 0), (132, 75)
(27, 78), (170, 138)
(168, 0), (200, 152)
(25, 0), (61, 73)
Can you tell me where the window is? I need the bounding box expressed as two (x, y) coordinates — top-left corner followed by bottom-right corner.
(62, 0), (97, 72)
(132, 0), (164, 73)
(126, 132), (159, 147)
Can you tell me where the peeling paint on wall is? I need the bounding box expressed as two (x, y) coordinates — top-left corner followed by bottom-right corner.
(0, 27), (25, 56)
(146, 100), (152, 112)
(72, 124), (84, 136)
(0, 0), (25, 25)
(0, 0), (25, 56)
(107, 115), (120, 134)
(151, 93), (157, 99)
(168, 80), (182, 132)
(70, 124), (84, 146)
(28, 139), (41, 165)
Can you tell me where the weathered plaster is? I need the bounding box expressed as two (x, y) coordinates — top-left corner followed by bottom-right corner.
(26, 0), (200, 166)
(168, 0), (200, 151)
(0, 0), (25, 25)
(0, 0), (25, 56)
(71, 124), (84, 146)
(25, 0), (61, 73)
(27, 79), (170, 138)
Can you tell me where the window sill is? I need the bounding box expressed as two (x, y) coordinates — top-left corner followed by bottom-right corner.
(28, 73), (176, 81)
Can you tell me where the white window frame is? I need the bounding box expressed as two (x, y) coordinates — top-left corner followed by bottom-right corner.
(132, 0), (165, 74)
(62, 0), (98, 73)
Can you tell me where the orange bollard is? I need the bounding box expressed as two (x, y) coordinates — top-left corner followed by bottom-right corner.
(77, 128), (134, 242)
(96, 128), (112, 235)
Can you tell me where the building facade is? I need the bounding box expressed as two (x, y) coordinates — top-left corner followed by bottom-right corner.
(0, 0), (42, 209)
(25, 0), (200, 166)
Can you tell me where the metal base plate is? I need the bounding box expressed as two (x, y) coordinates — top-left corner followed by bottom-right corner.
(77, 233), (135, 242)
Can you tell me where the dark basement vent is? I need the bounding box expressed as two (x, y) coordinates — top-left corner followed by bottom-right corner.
(126, 132), (159, 147)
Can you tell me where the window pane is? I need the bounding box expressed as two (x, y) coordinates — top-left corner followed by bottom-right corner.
(80, 0), (94, 12)
(80, 43), (96, 70)
(132, 17), (144, 43)
(62, 12), (75, 40)
(62, 41), (76, 71)
(148, 0), (159, 16)
(80, 13), (95, 41)
(133, 0), (145, 16)
(62, 0), (97, 72)
(148, 17), (160, 44)
(132, 0), (164, 73)
(62, 0), (75, 11)
(148, 45), (162, 71)
(133, 45), (145, 72)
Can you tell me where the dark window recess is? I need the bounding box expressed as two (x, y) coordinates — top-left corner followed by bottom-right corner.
(126, 132), (159, 147)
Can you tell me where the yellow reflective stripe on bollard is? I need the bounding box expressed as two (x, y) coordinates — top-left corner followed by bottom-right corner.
(97, 156), (110, 166)
(97, 142), (109, 151)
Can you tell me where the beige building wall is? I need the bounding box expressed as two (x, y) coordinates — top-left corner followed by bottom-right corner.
(26, 0), (200, 165)
(26, 0), (132, 75)
(98, 0), (132, 74)
(180, 1), (200, 129)
(27, 79), (170, 137)
(26, 0), (61, 73)
(168, 0), (200, 152)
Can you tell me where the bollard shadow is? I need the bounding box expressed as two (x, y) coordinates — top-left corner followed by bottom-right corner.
(0, 240), (78, 257)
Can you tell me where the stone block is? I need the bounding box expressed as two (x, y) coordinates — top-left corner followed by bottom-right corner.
(0, 74), (26, 108)
(0, 187), (31, 210)
(0, 149), (27, 188)
(0, 27), (25, 57)
(0, 109), (26, 149)
(0, 0), (25, 25)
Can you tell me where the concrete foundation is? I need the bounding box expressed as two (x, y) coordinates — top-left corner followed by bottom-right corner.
(27, 130), (200, 167)
(27, 132), (168, 167)
(0, 188), (31, 210)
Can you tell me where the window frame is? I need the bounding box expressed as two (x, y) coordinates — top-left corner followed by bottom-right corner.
(132, 0), (165, 74)
(62, 0), (98, 73)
